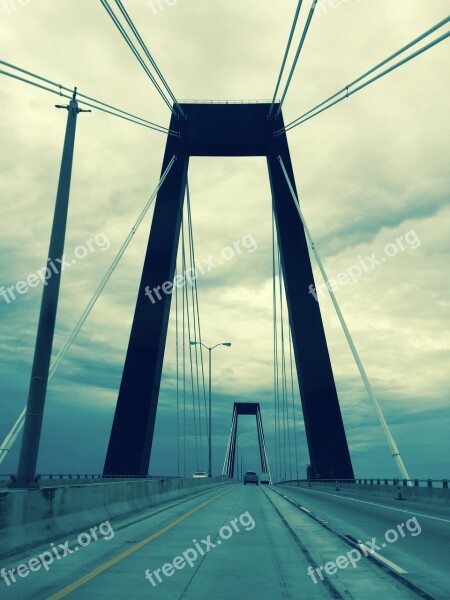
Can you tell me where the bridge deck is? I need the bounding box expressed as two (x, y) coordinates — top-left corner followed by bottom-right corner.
(1, 483), (447, 599)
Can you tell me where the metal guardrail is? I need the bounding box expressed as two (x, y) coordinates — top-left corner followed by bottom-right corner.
(0, 473), (183, 486)
(2, 474), (446, 488)
(277, 478), (449, 489)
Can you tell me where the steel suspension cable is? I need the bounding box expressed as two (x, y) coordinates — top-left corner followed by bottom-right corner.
(236, 429), (239, 480)
(182, 223), (187, 477)
(0, 62), (177, 136)
(222, 416), (230, 476)
(0, 59), (175, 131)
(175, 267), (180, 478)
(194, 286), (208, 438)
(186, 186), (204, 469)
(278, 249), (289, 481)
(114, 0), (186, 119)
(278, 156), (411, 481)
(181, 214), (200, 471)
(0, 407), (26, 466)
(276, 0), (318, 118)
(288, 326), (300, 481)
(278, 255), (293, 481)
(268, 0), (304, 118)
(277, 247), (285, 481)
(99, 0), (176, 115)
(278, 20), (450, 134)
(272, 208), (280, 483)
(0, 158), (177, 466)
(50, 158), (177, 379)
(186, 181), (208, 438)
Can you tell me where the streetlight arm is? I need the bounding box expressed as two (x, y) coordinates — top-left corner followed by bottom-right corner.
(211, 342), (232, 350)
(190, 341), (231, 351)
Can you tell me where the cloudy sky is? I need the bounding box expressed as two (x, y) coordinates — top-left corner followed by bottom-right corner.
(0, 0), (448, 481)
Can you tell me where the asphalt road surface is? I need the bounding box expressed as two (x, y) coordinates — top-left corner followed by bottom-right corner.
(1, 482), (447, 599)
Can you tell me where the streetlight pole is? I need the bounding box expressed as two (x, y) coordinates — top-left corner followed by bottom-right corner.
(190, 341), (231, 477)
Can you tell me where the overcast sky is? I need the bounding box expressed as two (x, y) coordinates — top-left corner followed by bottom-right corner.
(0, 0), (449, 481)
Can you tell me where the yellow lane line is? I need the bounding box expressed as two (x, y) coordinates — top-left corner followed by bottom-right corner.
(47, 488), (231, 599)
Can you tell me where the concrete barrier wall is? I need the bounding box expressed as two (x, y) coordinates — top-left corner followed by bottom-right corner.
(0, 477), (234, 558)
(280, 481), (450, 505)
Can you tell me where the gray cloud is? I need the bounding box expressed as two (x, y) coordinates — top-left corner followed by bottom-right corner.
(0, 0), (448, 480)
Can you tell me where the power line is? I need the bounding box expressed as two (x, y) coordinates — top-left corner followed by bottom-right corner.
(113, 0), (186, 119)
(276, 0), (318, 118)
(0, 62), (177, 136)
(268, 0), (304, 118)
(278, 19), (450, 134)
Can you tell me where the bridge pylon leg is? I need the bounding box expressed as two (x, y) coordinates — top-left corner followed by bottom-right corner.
(267, 129), (354, 480)
(104, 118), (189, 477)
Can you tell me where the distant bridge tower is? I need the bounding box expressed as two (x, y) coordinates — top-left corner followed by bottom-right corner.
(222, 403), (271, 482)
(103, 102), (354, 481)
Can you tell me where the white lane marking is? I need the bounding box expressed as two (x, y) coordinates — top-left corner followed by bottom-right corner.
(278, 491), (410, 576)
(358, 543), (407, 574)
(289, 487), (450, 523)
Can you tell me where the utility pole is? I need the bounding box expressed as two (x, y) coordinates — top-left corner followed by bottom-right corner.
(10, 89), (90, 489)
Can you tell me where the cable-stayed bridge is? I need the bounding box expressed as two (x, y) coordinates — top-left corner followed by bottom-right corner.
(0, 2), (448, 598)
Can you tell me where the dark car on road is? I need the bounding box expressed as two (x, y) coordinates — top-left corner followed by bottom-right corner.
(243, 471), (258, 485)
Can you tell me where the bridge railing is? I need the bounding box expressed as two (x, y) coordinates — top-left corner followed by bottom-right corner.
(277, 478), (449, 489)
(178, 99), (279, 105)
(0, 473), (183, 487)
